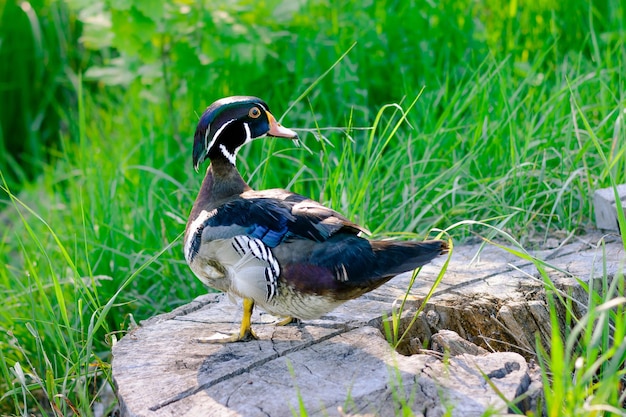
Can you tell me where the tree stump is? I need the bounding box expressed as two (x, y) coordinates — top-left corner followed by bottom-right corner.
(111, 232), (624, 416)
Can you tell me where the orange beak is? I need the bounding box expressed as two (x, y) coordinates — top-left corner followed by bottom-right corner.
(267, 112), (298, 140)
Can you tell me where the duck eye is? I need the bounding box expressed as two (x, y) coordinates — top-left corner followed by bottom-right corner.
(248, 107), (261, 118)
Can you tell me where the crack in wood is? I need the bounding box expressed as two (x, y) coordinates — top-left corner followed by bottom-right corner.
(147, 326), (354, 412)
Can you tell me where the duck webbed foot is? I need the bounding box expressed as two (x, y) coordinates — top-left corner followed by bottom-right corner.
(196, 298), (258, 343)
(275, 316), (301, 326)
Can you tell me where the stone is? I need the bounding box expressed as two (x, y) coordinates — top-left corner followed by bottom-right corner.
(594, 184), (626, 231)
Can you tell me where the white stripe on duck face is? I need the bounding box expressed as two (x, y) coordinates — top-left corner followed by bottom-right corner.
(203, 122), (211, 150)
(219, 144), (236, 165)
(242, 122), (252, 145)
(240, 121), (266, 148)
(218, 122), (255, 165)
(206, 118), (235, 157)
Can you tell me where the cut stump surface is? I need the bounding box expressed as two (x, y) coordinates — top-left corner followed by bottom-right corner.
(112, 232), (624, 417)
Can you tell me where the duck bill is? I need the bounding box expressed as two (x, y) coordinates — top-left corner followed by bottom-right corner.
(267, 112), (299, 140)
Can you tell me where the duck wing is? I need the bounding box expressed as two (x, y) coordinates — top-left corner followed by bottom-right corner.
(189, 188), (367, 252)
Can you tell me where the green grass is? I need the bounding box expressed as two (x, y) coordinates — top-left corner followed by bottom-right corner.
(1, 0), (625, 415)
(536, 244), (626, 416)
(0, 0), (82, 190)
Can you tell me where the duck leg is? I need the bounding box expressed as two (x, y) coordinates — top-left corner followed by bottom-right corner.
(197, 298), (258, 343)
(237, 298), (258, 341)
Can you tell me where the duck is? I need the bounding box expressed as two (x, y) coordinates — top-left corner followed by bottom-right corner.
(184, 96), (448, 342)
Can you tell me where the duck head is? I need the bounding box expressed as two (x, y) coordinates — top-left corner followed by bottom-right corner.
(193, 96), (298, 170)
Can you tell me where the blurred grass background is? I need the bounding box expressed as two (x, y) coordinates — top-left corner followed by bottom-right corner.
(0, 0), (625, 415)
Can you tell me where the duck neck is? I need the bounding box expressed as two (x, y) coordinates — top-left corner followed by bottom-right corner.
(189, 158), (251, 220)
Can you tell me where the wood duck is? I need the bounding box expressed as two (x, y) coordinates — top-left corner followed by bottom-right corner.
(184, 96), (448, 342)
